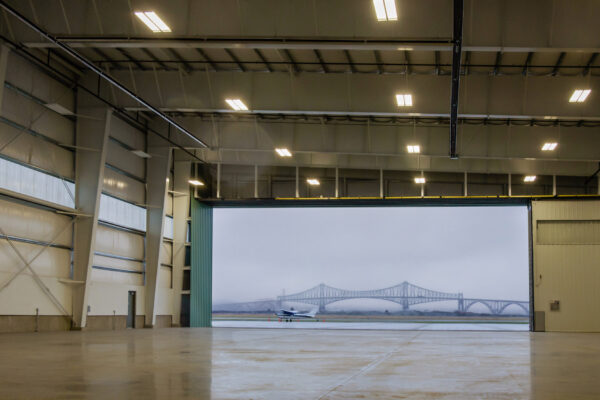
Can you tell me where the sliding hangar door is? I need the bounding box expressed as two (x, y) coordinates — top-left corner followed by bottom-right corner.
(191, 201), (532, 331)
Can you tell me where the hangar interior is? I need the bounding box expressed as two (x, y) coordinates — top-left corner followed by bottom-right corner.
(1, 0), (600, 398)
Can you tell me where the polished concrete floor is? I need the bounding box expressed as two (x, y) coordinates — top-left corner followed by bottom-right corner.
(0, 328), (599, 399)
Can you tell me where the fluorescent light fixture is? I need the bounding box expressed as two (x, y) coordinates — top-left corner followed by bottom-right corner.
(225, 99), (249, 111)
(188, 179), (204, 186)
(396, 94), (413, 107)
(407, 145), (420, 153)
(135, 11), (171, 33)
(275, 148), (292, 157)
(569, 89), (591, 103)
(45, 103), (74, 115)
(307, 178), (320, 185)
(373, 0), (398, 21)
(524, 175), (537, 182)
(131, 150), (151, 158)
(414, 177), (426, 184)
(541, 142), (558, 151)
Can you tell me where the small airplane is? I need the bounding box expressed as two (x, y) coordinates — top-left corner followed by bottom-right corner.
(275, 308), (318, 322)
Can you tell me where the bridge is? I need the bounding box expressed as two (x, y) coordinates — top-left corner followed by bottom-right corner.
(277, 282), (529, 315)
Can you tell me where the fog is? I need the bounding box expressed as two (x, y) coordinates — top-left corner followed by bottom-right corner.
(212, 206), (529, 309)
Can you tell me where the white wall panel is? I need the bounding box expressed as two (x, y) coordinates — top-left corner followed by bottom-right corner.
(87, 281), (145, 315)
(0, 123), (74, 180)
(0, 240), (70, 279)
(92, 255), (143, 273)
(110, 117), (145, 151)
(1, 88), (74, 145)
(0, 272), (72, 315)
(95, 224), (144, 260)
(106, 140), (145, 180)
(102, 167), (145, 204)
(5, 52), (74, 113)
(0, 198), (72, 247)
(532, 200), (600, 332)
(90, 268), (144, 286)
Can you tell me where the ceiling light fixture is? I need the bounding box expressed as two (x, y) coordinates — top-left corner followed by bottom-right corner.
(414, 177), (426, 184)
(373, 0), (398, 21)
(188, 179), (204, 186)
(541, 142), (558, 151)
(275, 148), (292, 157)
(569, 89), (591, 103)
(225, 99), (249, 111)
(135, 11), (171, 33)
(307, 178), (320, 186)
(407, 145), (420, 153)
(396, 94), (413, 107)
(524, 175), (537, 183)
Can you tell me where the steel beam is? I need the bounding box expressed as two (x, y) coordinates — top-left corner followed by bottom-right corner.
(0, 1), (207, 148)
(449, 0), (464, 159)
(171, 158), (191, 326)
(25, 38), (600, 54)
(72, 94), (111, 329)
(144, 133), (172, 328)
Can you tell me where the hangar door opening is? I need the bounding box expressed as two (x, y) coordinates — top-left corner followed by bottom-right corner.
(212, 206), (530, 331)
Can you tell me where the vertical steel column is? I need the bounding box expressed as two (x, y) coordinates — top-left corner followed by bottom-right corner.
(254, 165), (258, 198)
(144, 134), (172, 328)
(335, 167), (339, 198)
(0, 44), (9, 109)
(463, 171), (468, 196)
(72, 93), (111, 329)
(379, 168), (384, 198)
(420, 171), (425, 198)
(295, 166), (299, 198)
(552, 175), (557, 196)
(216, 162), (221, 198)
(508, 173), (512, 196)
(171, 158), (191, 327)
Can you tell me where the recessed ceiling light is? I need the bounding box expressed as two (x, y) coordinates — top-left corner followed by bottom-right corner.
(407, 145), (420, 153)
(373, 0), (398, 21)
(307, 178), (320, 185)
(414, 177), (426, 184)
(275, 148), (292, 157)
(524, 175), (537, 182)
(188, 179), (204, 186)
(131, 150), (151, 158)
(135, 11), (171, 33)
(225, 99), (249, 111)
(541, 142), (558, 151)
(569, 89), (591, 103)
(396, 94), (413, 107)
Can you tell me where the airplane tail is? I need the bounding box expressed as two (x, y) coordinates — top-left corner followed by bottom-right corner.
(306, 309), (318, 318)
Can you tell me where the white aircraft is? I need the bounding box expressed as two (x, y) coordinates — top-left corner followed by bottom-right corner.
(275, 308), (318, 322)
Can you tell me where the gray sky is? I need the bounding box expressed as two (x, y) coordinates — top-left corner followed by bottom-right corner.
(213, 206), (529, 309)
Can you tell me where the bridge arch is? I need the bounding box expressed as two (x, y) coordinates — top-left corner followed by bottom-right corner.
(498, 302), (529, 315)
(463, 300), (496, 315)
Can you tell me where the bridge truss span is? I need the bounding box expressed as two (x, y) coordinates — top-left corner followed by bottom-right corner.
(277, 282), (529, 315)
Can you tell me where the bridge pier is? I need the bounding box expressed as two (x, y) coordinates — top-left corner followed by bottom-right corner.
(318, 303), (326, 313)
(458, 293), (464, 313)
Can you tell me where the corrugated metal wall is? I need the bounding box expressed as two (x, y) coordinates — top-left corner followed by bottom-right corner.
(190, 200), (212, 327)
(532, 200), (600, 332)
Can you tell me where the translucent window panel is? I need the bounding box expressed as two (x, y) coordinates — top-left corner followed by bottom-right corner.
(163, 216), (174, 239)
(98, 194), (146, 232)
(0, 157), (74, 208)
